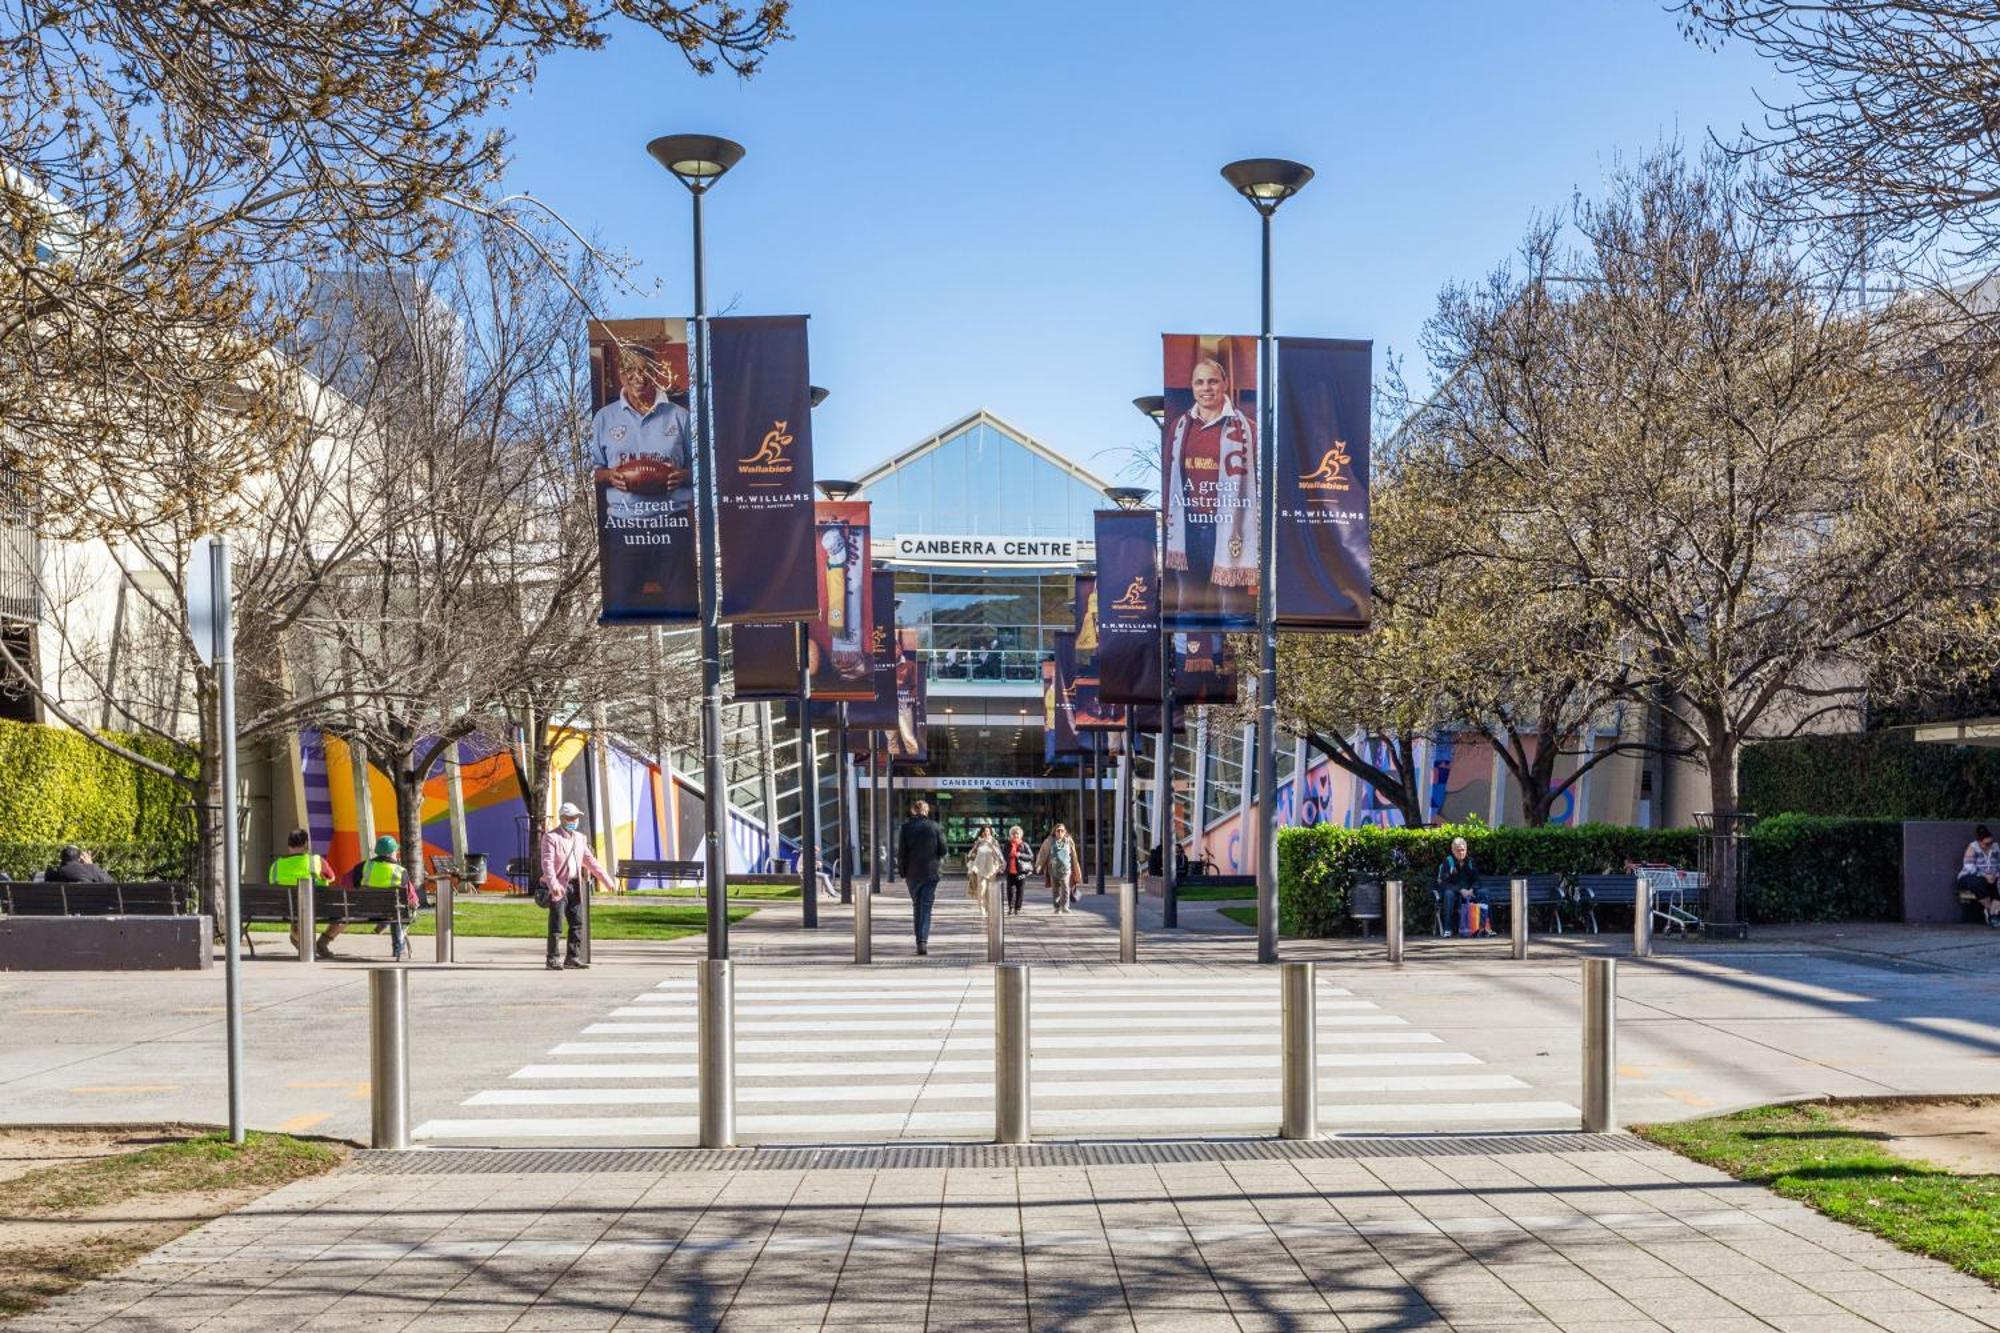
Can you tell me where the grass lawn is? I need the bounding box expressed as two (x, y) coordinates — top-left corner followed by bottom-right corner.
(0, 1131), (343, 1317)
(1638, 1102), (2000, 1285)
(1175, 883), (1257, 902)
(1218, 905), (1258, 928)
(252, 898), (751, 942)
(658, 883), (801, 900)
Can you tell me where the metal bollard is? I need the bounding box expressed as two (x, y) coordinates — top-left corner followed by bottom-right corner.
(1385, 879), (1404, 965)
(698, 959), (736, 1148)
(1581, 957), (1617, 1132)
(987, 889), (1005, 963)
(434, 876), (455, 965)
(1510, 878), (1528, 960)
(1118, 880), (1137, 964)
(295, 877), (315, 966)
(579, 881), (592, 967)
(1280, 961), (1318, 1139)
(995, 963), (1031, 1144)
(369, 968), (410, 1149)
(853, 875), (872, 964)
(1633, 877), (1652, 959)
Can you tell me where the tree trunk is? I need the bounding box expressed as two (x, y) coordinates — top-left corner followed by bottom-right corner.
(392, 758), (425, 887)
(1705, 734), (1742, 924)
(195, 753), (225, 924)
(1515, 742), (1561, 828)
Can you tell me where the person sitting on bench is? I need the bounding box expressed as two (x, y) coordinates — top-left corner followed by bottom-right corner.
(45, 845), (111, 884)
(1436, 836), (1493, 938)
(1959, 825), (2000, 927)
(269, 827), (337, 959)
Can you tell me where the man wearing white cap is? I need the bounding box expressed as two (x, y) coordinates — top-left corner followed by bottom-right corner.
(539, 802), (616, 970)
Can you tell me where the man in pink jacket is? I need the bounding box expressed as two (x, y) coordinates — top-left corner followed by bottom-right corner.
(540, 801), (616, 970)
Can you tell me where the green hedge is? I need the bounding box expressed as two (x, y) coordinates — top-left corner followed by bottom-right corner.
(0, 718), (194, 877)
(1276, 815), (1900, 936)
(1742, 729), (2000, 819)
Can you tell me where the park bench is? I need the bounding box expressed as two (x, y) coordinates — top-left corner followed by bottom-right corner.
(1574, 869), (1706, 936)
(1461, 874), (1567, 935)
(0, 881), (192, 916)
(616, 858), (704, 890)
(236, 884), (416, 957)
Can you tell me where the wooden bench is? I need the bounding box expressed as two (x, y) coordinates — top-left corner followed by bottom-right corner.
(1462, 874), (1568, 935)
(1, 881), (192, 916)
(1574, 871), (1706, 935)
(237, 884), (415, 956)
(616, 858), (704, 889)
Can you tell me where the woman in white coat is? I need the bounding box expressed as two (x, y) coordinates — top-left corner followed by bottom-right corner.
(966, 825), (1004, 917)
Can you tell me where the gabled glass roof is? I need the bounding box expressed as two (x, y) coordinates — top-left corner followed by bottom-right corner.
(856, 411), (1114, 542)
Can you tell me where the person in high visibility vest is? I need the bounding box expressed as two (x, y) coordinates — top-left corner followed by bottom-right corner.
(357, 834), (418, 962)
(269, 827), (334, 960)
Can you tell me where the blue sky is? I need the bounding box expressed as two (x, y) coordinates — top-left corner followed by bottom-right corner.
(502, 1), (1786, 485)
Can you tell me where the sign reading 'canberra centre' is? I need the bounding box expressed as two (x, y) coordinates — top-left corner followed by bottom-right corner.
(892, 534), (1081, 562)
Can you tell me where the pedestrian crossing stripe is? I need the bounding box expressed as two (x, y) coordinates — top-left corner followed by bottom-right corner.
(511, 1052), (1485, 1079)
(466, 1074), (1530, 1106)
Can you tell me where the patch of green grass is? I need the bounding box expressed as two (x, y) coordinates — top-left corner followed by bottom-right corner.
(249, 898), (752, 941)
(2, 1132), (342, 1216)
(1638, 1103), (2000, 1285)
(658, 883), (802, 900)
(1175, 883), (1257, 902)
(1217, 905), (1258, 928)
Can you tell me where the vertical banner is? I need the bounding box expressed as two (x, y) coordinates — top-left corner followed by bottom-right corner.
(1094, 509), (1163, 704)
(711, 316), (818, 622)
(888, 628), (928, 763)
(848, 569), (900, 733)
(807, 500), (875, 699)
(1275, 336), (1373, 631)
(1051, 633), (1085, 756)
(728, 622), (797, 701)
(1162, 333), (1260, 629)
(1172, 632), (1239, 705)
(588, 318), (699, 623)
(1073, 575), (1098, 663)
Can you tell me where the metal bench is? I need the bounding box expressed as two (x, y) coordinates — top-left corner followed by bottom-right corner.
(616, 858), (704, 890)
(0, 881), (192, 916)
(237, 884), (414, 956)
(1575, 870), (1705, 935)
(1465, 874), (1567, 935)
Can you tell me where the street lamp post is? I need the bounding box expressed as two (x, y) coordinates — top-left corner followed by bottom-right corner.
(1221, 157), (1312, 966)
(817, 475), (858, 908)
(648, 133), (745, 962)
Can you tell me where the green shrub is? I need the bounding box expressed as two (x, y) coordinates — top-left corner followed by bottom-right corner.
(0, 718), (193, 877)
(1276, 815), (1901, 936)
(1742, 729), (2000, 819)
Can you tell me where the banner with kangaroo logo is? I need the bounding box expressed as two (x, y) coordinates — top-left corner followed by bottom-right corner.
(712, 315), (819, 622)
(1093, 508), (1164, 705)
(1274, 337), (1372, 631)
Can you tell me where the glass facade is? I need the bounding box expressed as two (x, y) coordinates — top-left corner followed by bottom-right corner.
(893, 570), (1073, 682)
(864, 420), (1106, 541)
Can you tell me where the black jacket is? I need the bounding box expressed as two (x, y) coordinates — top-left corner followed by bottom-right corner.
(47, 859), (111, 884)
(898, 816), (947, 885)
(1435, 854), (1480, 898)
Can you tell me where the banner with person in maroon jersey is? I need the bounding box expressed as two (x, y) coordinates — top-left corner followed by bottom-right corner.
(1275, 336), (1373, 631)
(1161, 333), (1259, 630)
(711, 315), (818, 623)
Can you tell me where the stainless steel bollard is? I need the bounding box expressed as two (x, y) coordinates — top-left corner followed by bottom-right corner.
(1118, 880), (1137, 964)
(1385, 879), (1404, 965)
(295, 877), (315, 966)
(699, 959), (736, 1148)
(368, 968), (410, 1149)
(579, 881), (592, 967)
(1280, 961), (1318, 1139)
(986, 888), (1005, 963)
(1510, 878), (1528, 960)
(853, 874), (872, 964)
(1633, 877), (1652, 959)
(1582, 957), (1617, 1132)
(995, 963), (1030, 1144)
(434, 876), (455, 965)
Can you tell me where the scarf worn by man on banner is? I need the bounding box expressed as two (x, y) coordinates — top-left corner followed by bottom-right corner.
(1163, 388), (1259, 593)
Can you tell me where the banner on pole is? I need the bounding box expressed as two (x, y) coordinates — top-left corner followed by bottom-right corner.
(1172, 631), (1239, 705)
(1275, 336), (1373, 631)
(847, 570), (899, 732)
(887, 628), (928, 764)
(1060, 629), (1122, 731)
(588, 318), (699, 623)
(712, 316), (818, 623)
(1050, 634), (1086, 756)
(728, 621), (797, 702)
(1161, 333), (1260, 630)
(805, 500), (875, 699)
(1094, 509), (1162, 705)
(1073, 575), (1098, 663)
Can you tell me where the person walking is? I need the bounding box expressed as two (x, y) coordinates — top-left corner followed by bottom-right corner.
(539, 801), (615, 971)
(897, 799), (947, 955)
(1035, 823), (1080, 913)
(1002, 825), (1032, 915)
(269, 827), (336, 960)
(966, 826), (1002, 917)
(355, 834), (420, 962)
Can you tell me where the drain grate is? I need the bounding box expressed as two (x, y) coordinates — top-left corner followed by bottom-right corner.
(351, 1132), (1657, 1176)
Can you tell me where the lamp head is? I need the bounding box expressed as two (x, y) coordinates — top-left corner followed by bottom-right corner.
(1105, 486), (1151, 511)
(809, 385), (830, 409)
(1131, 395), (1166, 424)
(816, 478), (859, 501)
(1221, 158), (1313, 215)
(646, 134), (746, 193)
